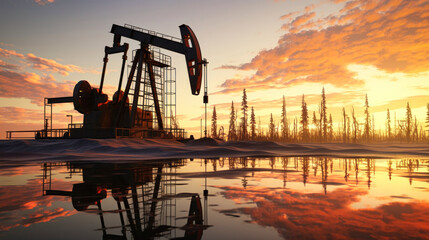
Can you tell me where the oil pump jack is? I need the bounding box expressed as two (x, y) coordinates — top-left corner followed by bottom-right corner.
(41, 24), (208, 139)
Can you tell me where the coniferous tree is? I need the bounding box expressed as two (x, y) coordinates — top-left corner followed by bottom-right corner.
(321, 87), (327, 142)
(235, 109), (239, 139)
(241, 89), (248, 140)
(364, 94), (370, 142)
(281, 96), (288, 140)
(301, 95), (309, 141)
(347, 116), (351, 142)
(329, 114), (333, 141)
(250, 107), (256, 140)
(352, 106), (358, 142)
(371, 114), (375, 140)
(269, 113), (275, 139)
(406, 102), (412, 142)
(387, 109), (391, 140)
(312, 111), (318, 141)
(228, 101), (236, 141)
(211, 106), (217, 138)
(413, 116), (418, 142)
(342, 107), (347, 143)
(426, 103), (429, 129)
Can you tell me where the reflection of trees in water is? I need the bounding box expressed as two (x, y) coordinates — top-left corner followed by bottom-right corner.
(208, 157), (427, 192)
(397, 159), (421, 185)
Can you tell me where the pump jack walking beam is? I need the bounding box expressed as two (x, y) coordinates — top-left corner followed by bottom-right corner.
(110, 24), (203, 95)
(110, 24), (204, 130)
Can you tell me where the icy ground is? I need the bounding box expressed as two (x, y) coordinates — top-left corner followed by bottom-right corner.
(1, 138), (429, 164)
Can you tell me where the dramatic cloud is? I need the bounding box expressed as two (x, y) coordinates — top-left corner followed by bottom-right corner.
(0, 60), (20, 70)
(0, 48), (24, 58)
(216, 185), (429, 239)
(0, 177), (76, 231)
(20, 208), (74, 227)
(0, 107), (43, 123)
(0, 47), (85, 76)
(26, 53), (83, 76)
(0, 70), (75, 105)
(217, 0), (429, 94)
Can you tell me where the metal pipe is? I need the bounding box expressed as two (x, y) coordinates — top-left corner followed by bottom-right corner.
(117, 44), (129, 101)
(130, 48), (144, 128)
(115, 49), (141, 127)
(99, 53), (108, 93)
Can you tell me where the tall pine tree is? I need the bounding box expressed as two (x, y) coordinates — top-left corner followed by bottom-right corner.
(426, 103), (429, 129)
(329, 114), (333, 141)
(352, 106), (358, 142)
(228, 101), (236, 141)
(241, 89), (248, 140)
(321, 87), (327, 142)
(342, 107), (347, 143)
(387, 108), (391, 140)
(250, 107), (256, 140)
(312, 111), (318, 141)
(269, 113), (275, 139)
(301, 95), (309, 141)
(364, 94), (370, 142)
(281, 96), (288, 140)
(406, 102), (412, 142)
(211, 106), (217, 138)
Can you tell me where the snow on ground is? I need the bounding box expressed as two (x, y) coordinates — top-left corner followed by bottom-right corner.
(0, 138), (428, 164)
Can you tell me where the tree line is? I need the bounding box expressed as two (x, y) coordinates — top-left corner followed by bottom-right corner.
(210, 88), (429, 143)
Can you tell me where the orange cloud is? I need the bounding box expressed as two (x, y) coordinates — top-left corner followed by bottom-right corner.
(216, 185), (429, 239)
(0, 60), (20, 70)
(290, 11), (316, 28)
(0, 48), (24, 58)
(21, 208), (74, 227)
(1, 47), (86, 76)
(217, 0), (429, 94)
(0, 69), (75, 105)
(0, 177), (76, 231)
(26, 53), (83, 76)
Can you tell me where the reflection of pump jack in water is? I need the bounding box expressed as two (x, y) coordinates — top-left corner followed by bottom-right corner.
(42, 161), (207, 239)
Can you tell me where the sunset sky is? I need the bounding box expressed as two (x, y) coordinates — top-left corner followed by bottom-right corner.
(0, 0), (428, 138)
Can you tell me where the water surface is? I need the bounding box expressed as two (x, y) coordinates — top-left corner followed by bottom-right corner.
(0, 157), (428, 239)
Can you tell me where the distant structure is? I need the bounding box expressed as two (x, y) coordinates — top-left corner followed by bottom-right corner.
(7, 24), (208, 139)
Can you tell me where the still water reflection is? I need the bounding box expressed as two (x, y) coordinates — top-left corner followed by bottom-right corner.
(0, 157), (428, 239)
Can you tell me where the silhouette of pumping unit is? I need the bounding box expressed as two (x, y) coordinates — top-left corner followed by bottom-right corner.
(42, 23), (207, 139)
